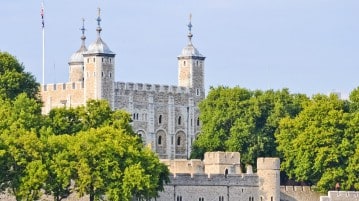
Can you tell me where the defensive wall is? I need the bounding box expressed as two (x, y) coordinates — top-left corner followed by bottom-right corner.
(41, 81), (85, 113)
(280, 186), (322, 201)
(320, 191), (359, 201)
(114, 82), (190, 94)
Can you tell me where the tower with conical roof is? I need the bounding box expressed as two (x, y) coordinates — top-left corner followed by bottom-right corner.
(178, 14), (206, 101)
(83, 8), (115, 107)
(69, 18), (87, 82)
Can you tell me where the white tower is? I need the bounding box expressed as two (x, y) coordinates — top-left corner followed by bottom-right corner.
(178, 14), (206, 102)
(83, 8), (115, 107)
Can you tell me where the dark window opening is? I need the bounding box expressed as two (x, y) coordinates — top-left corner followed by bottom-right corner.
(178, 116), (181, 125)
(177, 136), (181, 146)
(158, 136), (162, 145)
(159, 115), (162, 124)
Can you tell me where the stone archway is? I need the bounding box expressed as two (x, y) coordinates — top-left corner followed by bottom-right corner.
(175, 131), (186, 158)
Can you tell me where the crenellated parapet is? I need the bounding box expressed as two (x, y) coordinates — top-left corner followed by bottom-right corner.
(168, 173), (259, 187)
(42, 81), (84, 92)
(114, 82), (190, 94)
(320, 191), (359, 201)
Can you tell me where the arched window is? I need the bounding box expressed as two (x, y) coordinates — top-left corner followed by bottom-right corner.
(178, 116), (181, 125)
(136, 113), (139, 120)
(177, 136), (181, 146)
(159, 115), (162, 124)
(158, 136), (162, 145)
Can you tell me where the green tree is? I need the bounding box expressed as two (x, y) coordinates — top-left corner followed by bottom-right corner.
(0, 128), (47, 200)
(43, 135), (75, 201)
(192, 86), (307, 166)
(0, 51), (39, 101)
(71, 126), (168, 201)
(276, 94), (353, 191)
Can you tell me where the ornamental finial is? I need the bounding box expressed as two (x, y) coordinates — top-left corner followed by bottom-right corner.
(81, 18), (86, 44)
(96, 8), (102, 37)
(187, 13), (193, 44)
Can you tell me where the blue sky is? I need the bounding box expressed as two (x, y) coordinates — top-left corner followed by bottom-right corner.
(1, 0), (359, 98)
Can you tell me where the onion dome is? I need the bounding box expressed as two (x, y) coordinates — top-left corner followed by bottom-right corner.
(85, 8), (114, 55)
(69, 19), (87, 64)
(179, 14), (204, 58)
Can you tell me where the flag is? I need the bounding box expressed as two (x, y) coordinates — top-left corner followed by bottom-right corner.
(41, 2), (44, 28)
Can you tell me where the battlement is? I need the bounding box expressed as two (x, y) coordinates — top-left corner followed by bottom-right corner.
(257, 157), (280, 170)
(114, 82), (190, 94)
(161, 159), (204, 174)
(42, 81), (84, 92)
(280, 186), (314, 192)
(168, 173), (259, 187)
(203, 152), (241, 165)
(320, 191), (359, 201)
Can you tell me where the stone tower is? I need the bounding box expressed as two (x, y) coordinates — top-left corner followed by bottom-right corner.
(178, 14), (206, 102)
(83, 8), (115, 107)
(257, 157), (280, 201)
(69, 19), (87, 82)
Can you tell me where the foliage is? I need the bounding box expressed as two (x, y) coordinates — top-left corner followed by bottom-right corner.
(71, 126), (168, 201)
(0, 51), (39, 101)
(276, 94), (357, 192)
(192, 86), (307, 166)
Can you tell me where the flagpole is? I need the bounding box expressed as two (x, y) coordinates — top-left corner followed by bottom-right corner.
(41, 2), (45, 86)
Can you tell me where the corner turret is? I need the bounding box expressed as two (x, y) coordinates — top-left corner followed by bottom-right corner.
(178, 14), (205, 102)
(69, 18), (87, 82)
(257, 157), (280, 201)
(83, 8), (115, 108)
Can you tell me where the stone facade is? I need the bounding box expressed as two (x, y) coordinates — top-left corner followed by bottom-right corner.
(40, 11), (204, 159)
(157, 152), (280, 201)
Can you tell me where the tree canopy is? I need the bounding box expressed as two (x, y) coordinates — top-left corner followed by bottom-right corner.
(193, 86), (359, 192)
(0, 51), (39, 100)
(0, 97), (169, 200)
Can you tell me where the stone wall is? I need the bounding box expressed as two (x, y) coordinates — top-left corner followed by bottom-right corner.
(320, 191), (359, 201)
(41, 82), (85, 114)
(280, 186), (322, 201)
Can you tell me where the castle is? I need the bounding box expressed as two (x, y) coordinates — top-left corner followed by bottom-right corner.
(40, 10), (204, 159)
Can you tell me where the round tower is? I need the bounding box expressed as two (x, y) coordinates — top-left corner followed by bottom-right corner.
(69, 18), (87, 82)
(83, 8), (115, 107)
(257, 157), (280, 201)
(177, 14), (206, 102)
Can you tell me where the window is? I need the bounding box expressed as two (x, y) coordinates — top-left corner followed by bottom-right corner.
(93, 58), (95, 62)
(197, 117), (200, 126)
(102, 58), (104, 62)
(110, 58), (112, 63)
(101, 72), (104, 77)
(177, 136), (181, 146)
(199, 198), (204, 201)
(196, 60), (199, 66)
(109, 72), (112, 78)
(196, 88), (200, 96)
(183, 61), (186, 66)
(87, 58), (89, 63)
(271, 196), (273, 201)
(158, 136), (162, 145)
(177, 196), (182, 201)
(159, 115), (162, 124)
(191, 119), (193, 126)
(261, 197), (263, 201)
(136, 113), (139, 120)
(72, 83), (75, 89)
(178, 116), (181, 125)
(219, 196), (224, 201)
